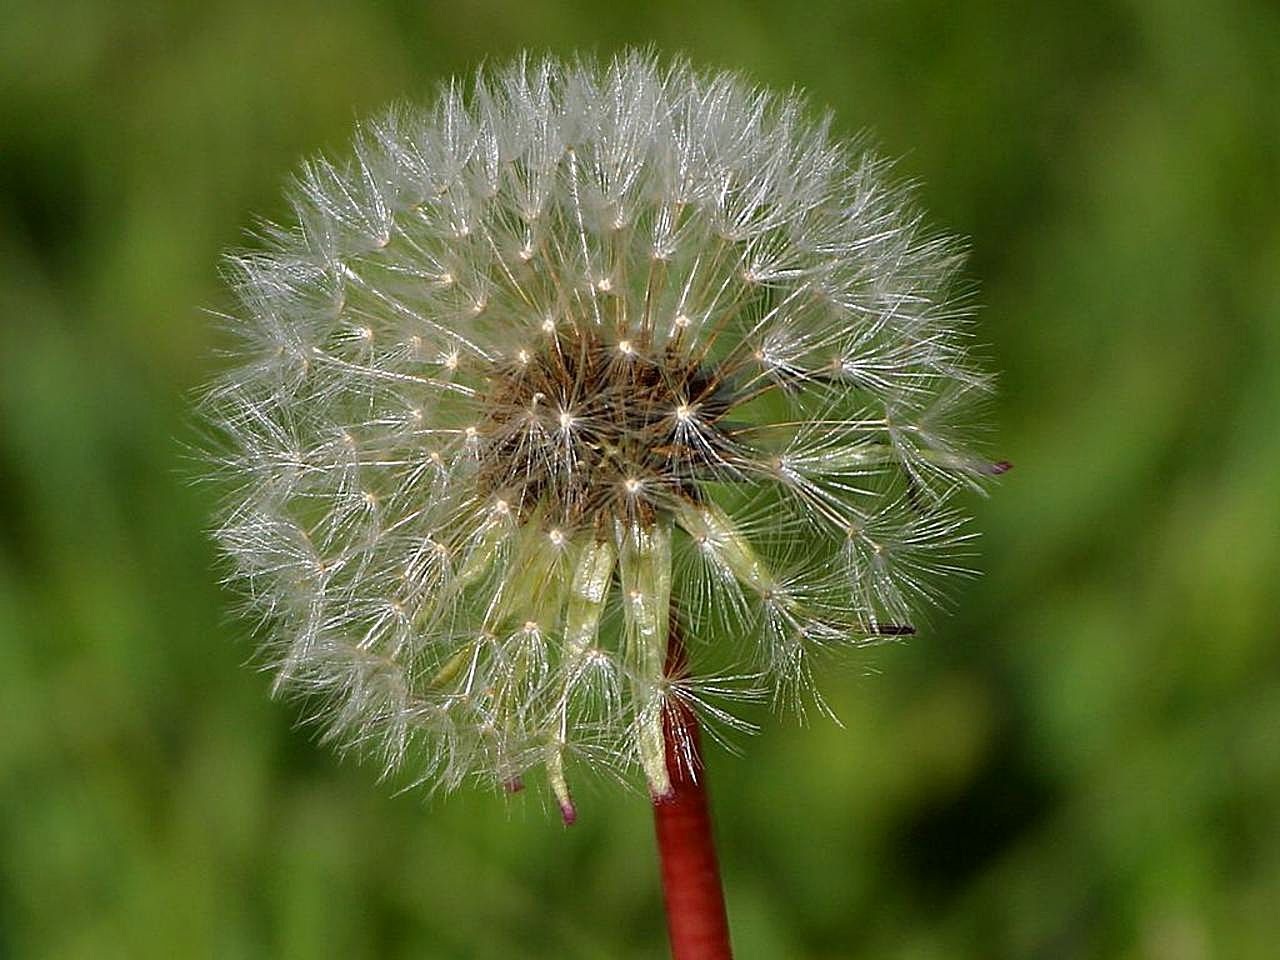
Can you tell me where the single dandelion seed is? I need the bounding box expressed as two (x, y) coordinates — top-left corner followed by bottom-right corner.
(200, 50), (1003, 960)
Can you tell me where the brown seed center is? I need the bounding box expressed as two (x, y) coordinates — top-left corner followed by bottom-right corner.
(473, 329), (730, 527)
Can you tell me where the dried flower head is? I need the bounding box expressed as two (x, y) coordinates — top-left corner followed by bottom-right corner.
(203, 51), (998, 820)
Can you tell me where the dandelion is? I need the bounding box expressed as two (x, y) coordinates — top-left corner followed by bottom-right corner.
(202, 51), (1001, 959)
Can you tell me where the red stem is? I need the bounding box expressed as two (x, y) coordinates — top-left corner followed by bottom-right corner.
(652, 634), (733, 960)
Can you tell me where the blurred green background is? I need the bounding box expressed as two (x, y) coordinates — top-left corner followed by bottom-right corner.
(2, 2), (1278, 958)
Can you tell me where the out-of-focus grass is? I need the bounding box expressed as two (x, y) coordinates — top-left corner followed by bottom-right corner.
(2, 3), (1278, 957)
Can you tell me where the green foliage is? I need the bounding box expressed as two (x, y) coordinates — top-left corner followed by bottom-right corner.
(2, 2), (1277, 957)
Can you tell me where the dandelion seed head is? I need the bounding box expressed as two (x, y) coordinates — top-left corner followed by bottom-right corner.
(203, 51), (998, 812)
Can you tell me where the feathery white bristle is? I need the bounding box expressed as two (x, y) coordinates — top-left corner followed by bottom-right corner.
(203, 51), (997, 809)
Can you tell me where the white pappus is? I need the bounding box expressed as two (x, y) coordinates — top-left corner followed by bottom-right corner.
(201, 51), (1001, 822)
